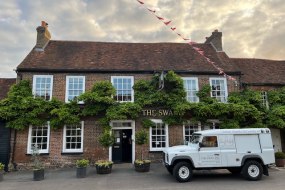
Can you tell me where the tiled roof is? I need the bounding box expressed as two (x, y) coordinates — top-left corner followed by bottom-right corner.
(0, 78), (16, 100)
(232, 58), (285, 85)
(17, 41), (240, 73)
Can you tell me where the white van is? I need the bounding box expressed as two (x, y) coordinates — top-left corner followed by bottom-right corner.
(163, 128), (275, 182)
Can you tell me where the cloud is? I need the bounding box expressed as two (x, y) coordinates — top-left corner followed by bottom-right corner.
(0, 0), (284, 78)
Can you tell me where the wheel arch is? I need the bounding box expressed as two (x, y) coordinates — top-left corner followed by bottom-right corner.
(241, 155), (265, 166)
(171, 156), (195, 168)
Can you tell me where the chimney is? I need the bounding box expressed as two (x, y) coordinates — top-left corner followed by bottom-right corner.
(35, 21), (51, 51)
(204, 29), (223, 52)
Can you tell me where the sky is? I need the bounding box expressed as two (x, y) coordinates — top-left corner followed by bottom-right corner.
(0, 0), (284, 78)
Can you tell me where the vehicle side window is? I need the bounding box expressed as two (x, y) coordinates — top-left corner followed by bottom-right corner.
(201, 136), (218, 147)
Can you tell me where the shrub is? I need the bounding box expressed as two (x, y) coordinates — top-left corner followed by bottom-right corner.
(0, 163), (4, 171)
(76, 159), (89, 168)
(95, 160), (113, 167)
(275, 152), (285, 159)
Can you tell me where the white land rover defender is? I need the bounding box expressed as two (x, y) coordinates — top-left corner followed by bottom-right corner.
(163, 128), (275, 182)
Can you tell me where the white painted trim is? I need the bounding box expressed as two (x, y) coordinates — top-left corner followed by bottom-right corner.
(209, 77), (228, 103)
(149, 119), (169, 151)
(111, 76), (134, 102)
(27, 122), (50, 154)
(62, 121), (84, 153)
(182, 77), (199, 102)
(65, 76), (85, 103)
(32, 75), (53, 100)
(109, 120), (135, 163)
(182, 121), (202, 142)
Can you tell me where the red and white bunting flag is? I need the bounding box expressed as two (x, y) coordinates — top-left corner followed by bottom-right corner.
(164, 20), (171, 25)
(137, 0), (144, 4)
(156, 16), (164, 20)
(219, 70), (224, 74)
(183, 38), (190, 41)
(188, 41), (197, 45)
(193, 47), (201, 51)
(171, 27), (176, 31)
(147, 8), (156, 13)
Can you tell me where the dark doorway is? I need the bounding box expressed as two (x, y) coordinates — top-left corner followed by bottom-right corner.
(0, 121), (11, 172)
(112, 129), (132, 163)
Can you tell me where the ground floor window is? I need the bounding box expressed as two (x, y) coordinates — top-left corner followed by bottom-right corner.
(27, 122), (50, 154)
(183, 121), (201, 143)
(149, 119), (168, 151)
(62, 121), (84, 153)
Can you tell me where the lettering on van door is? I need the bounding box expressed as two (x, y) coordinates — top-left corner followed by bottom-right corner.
(199, 136), (222, 166)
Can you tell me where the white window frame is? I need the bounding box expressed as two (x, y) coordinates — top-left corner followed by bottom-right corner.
(182, 77), (199, 102)
(183, 121), (201, 143)
(149, 119), (169, 151)
(62, 121), (84, 153)
(209, 77), (228, 103)
(32, 75), (53, 101)
(260, 91), (269, 108)
(111, 76), (134, 102)
(65, 76), (85, 103)
(27, 122), (50, 154)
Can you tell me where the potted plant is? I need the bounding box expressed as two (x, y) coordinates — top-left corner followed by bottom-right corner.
(31, 145), (44, 181)
(275, 152), (285, 167)
(95, 129), (115, 174)
(134, 129), (151, 172)
(0, 163), (4, 182)
(76, 159), (89, 178)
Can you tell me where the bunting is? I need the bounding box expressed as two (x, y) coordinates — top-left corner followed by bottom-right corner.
(136, 0), (236, 81)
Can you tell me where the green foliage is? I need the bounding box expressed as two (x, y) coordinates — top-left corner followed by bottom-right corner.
(196, 85), (215, 103)
(95, 160), (113, 167)
(49, 99), (81, 129)
(275, 152), (285, 159)
(76, 159), (89, 168)
(78, 81), (115, 116)
(0, 163), (4, 171)
(135, 129), (148, 145)
(106, 102), (142, 120)
(141, 119), (155, 128)
(98, 130), (115, 148)
(31, 145), (44, 170)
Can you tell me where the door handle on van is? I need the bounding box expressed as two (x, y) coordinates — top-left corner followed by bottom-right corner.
(247, 151), (251, 153)
(214, 154), (220, 156)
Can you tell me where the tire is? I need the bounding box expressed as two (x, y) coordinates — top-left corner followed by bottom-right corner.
(173, 162), (193, 183)
(242, 160), (263, 181)
(228, 168), (241, 175)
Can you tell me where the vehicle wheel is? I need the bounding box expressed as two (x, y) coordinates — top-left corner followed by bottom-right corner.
(242, 160), (263, 181)
(167, 166), (173, 175)
(228, 168), (241, 175)
(173, 162), (193, 183)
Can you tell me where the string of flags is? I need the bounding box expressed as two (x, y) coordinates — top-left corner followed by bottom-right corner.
(136, 0), (236, 81)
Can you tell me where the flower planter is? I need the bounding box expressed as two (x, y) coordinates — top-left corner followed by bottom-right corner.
(134, 162), (150, 172)
(33, 169), (44, 181)
(95, 164), (112, 174)
(275, 159), (285, 167)
(76, 167), (87, 178)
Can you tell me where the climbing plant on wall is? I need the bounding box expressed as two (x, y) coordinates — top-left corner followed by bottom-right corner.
(0, 72), (284, 130)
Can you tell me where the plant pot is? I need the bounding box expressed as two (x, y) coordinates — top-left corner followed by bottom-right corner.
(33, 169), (44, 181)
(275, 159), (285, 167)
(76, 167), (87, 178)
(0, 171), (4, 182)
(134, 162), (151, 172)
(95, 164), (112, 174)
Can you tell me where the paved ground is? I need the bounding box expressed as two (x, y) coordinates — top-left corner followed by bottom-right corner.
(1, 164), (285, 190)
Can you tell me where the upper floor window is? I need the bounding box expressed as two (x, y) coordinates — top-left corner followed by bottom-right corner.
(111, 76), (134, 102)
(260, 91), (269, 108)
(183, 77), (199, 102)
(210, 78), (228, 103)
(33, 75), (53, 100)
(27, 122), (50, 154)
(62, 121), (84, 153)
(149, 119), (169, 151)
(66, 76), (85, 103)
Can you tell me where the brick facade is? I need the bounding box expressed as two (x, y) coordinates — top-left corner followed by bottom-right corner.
(13, 72), (239, 168)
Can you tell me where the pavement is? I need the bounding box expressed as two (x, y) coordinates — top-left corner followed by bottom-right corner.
(1, 163), (284, 190)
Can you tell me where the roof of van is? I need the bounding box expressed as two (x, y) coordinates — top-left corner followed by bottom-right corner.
(194, 128), (271, 135)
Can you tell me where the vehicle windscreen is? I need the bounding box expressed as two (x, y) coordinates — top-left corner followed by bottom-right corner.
(190, 134), (201, 144)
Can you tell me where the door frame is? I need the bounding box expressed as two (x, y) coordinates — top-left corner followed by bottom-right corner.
(109, 120), (135, 163)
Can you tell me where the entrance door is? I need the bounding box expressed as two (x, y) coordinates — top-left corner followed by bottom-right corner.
(0, 121), (10, 171)
(112, 129), (132, 163)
